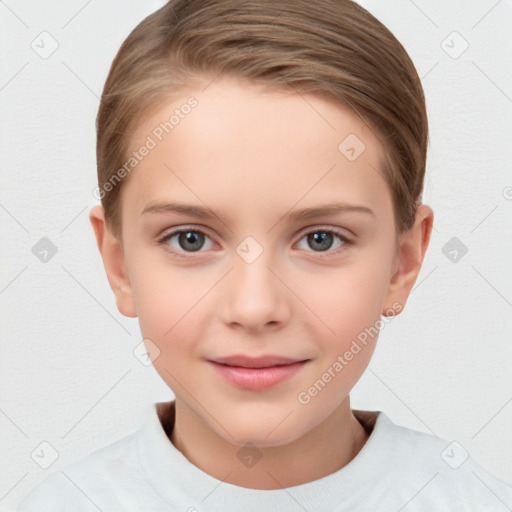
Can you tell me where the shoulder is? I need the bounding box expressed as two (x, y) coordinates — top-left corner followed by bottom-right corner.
(359, 410), (512, 510)
(16, 428), (149, 511)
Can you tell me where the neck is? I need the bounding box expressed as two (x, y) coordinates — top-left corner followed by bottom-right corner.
(168, 398), (369, 490)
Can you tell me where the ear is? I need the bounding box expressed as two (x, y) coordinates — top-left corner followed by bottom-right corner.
(382, 204), (434, 316)
(89, 205), (137, 318)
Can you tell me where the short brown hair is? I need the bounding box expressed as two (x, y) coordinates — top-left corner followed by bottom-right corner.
(96, 0), (428, 239)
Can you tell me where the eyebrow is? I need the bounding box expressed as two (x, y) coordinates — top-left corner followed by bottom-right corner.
(141, 201), (375, 220)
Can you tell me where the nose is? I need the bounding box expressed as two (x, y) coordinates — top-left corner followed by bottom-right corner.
(220, 247), (290, 333)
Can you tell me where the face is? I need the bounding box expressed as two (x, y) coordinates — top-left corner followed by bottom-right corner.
(97, 76), (421, 448)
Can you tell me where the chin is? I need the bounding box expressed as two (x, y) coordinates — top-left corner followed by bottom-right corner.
(216, 411), (308, 448)
(231, 429), (301, 449)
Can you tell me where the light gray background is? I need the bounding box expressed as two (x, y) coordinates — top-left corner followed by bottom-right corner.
(1, 1), (511, 510)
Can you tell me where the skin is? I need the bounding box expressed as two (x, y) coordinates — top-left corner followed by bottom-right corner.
(90, 75), (433, 490)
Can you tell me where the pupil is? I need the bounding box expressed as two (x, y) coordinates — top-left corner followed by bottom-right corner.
(180, 231), (203, 251)
(308, 232), (333, 251)
(177, 231), (334, 253)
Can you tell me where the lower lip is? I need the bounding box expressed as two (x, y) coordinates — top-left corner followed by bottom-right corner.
(208, 361), (307, 390)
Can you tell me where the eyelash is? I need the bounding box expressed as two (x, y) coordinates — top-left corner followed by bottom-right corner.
(157, 226), (353, 260)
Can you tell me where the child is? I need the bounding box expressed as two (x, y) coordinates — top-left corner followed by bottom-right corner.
(18, 0), (512, 510)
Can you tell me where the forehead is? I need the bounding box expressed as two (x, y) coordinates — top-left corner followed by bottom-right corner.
(123, 76), (391, 224)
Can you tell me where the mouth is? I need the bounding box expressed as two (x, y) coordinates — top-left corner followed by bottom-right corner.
(207, 355), (310, 390)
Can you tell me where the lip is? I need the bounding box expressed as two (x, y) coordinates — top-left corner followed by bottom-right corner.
(207, 355), (309, 390)
(209, 354), (306, 368)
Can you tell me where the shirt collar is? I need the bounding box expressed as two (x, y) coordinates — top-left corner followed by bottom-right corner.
(136, 400), (389, 511)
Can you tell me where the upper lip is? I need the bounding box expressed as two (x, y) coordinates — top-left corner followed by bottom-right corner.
(208, 355), (308, 369)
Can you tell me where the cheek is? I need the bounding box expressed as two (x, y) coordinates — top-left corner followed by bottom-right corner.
(131, 267), (210, 382)
(128, 258), (228, 378)
(127, 235), (394, 354)
(297, 257), (391, 339)
(292, 255), (393, 400)
(127, 251), (204, 336)
(292, 266), (388, 410)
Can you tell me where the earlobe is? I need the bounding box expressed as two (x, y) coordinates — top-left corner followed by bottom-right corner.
(89, 205), (137, 318)
(382, 205), (434, 316)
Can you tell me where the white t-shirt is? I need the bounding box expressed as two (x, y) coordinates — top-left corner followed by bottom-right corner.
(17, 401), (512, 511)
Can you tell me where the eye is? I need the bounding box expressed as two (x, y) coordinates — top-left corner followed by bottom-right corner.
(158, 226), (353, 259)
(159, 228), (215, 257)
(296, 228), (352, 255)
